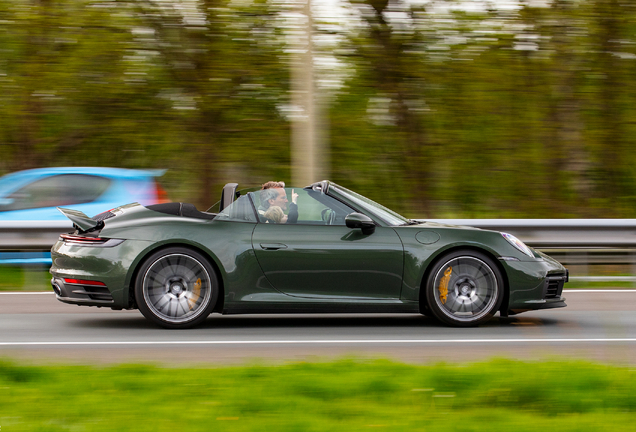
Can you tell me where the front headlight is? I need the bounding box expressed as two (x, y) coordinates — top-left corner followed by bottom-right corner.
(501, 232), (534, 258)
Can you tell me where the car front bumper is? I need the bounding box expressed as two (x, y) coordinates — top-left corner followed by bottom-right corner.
(501, 253), (568, 314)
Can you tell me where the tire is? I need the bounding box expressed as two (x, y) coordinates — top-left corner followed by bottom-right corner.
(424, 250), (503, 327)
(135, 247), (218, 329)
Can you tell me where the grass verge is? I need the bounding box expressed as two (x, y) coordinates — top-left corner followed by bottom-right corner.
(0, 358), (635, 431)
(564, 280), (635, 289)
(0, 266), (51, 291)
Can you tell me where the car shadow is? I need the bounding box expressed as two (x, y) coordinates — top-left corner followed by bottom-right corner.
(200, 313), (561, 330)
(69, 315), (158, 329)
(70, 312), (561, 330)
(199, 314), (440, 330)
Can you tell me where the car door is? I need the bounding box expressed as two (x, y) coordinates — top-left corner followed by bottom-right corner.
(251, 188), (404, 300)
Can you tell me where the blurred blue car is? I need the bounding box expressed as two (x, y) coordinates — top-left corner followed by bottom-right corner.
(0, 167), (168, 221)
(0, 167), (168, 265)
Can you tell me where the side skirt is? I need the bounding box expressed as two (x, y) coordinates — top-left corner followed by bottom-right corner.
(221, 300), (420, 315)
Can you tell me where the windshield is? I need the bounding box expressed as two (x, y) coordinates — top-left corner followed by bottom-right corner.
(0, 172), (32, 197)
(329, 183), (409, 226)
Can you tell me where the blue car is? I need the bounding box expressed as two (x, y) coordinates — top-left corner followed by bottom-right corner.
(0, 167), (168, 221)
(0, 167), (168, 265)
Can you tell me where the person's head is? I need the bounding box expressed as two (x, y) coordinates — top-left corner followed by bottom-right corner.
(260, 181), (288, 210)
(264, 205), (286, 223)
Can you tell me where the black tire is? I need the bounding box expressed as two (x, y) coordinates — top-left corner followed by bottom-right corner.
(135, 247), (218, 329)
(424, 250), (503, 327)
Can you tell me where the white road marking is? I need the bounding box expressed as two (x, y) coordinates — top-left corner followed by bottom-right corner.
(1, 338), (636, 347)
(564, 290), (636, 293)
(0, 291), (54, 294)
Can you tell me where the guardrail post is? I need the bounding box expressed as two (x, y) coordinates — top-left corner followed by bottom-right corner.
(632, 248), (636, 289)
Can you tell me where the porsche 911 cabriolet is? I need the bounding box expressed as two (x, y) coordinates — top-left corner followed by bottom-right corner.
(50, 181), (567, 328)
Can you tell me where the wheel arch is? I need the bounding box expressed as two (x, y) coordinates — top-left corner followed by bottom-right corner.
(125, 241), (225, 313)
(418, 245), (510, 316)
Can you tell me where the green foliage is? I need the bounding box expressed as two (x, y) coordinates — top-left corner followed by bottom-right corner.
(0, 358), (636, 430)
(1, 0), (636, 216)
(331, 0), (636, 218)
(0, 0), (290, 207)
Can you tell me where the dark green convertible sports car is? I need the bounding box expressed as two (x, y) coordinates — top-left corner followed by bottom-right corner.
(50, 181), (567, 328)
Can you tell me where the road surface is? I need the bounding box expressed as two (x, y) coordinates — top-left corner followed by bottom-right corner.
(1, 290), (635, 365)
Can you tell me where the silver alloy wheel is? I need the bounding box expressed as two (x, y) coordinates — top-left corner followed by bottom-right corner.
(431, 255), (499, 323)
(141, 253), (213, 324)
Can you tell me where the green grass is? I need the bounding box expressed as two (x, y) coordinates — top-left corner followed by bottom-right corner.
(564, 280), (636, 289)
(0, 358), (635, 431)
(0, 266), (52, 291)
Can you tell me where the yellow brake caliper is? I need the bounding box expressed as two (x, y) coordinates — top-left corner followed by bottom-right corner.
(188, 278), (202, 310)
(438, 267), (452, 304)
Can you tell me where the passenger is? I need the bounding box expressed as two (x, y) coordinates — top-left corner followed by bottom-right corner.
(259, 181), (298, 224)
(263, 205), (287, 224)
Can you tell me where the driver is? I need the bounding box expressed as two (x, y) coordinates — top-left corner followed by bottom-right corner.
(258, 181), (298, 224)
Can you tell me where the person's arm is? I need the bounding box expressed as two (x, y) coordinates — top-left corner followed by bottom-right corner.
(287, 189), (299, 224)
(287, 202), (298, 224)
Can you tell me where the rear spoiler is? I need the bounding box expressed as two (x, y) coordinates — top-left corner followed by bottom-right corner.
(57, 207), (100, 232)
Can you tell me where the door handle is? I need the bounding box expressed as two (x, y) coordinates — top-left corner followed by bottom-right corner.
(259, 243), (288, 250)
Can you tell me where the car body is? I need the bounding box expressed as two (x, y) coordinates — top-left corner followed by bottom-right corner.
(50, 181), (568, 328)
(0, 167), (168, 222)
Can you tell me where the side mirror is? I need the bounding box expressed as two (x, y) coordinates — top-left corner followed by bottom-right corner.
(345, 212), (376, 235)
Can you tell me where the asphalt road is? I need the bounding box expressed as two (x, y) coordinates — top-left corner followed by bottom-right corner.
(1, 290), (636, 365)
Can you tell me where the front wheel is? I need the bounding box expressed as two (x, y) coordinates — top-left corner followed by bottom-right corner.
(425, 250), (503, 327)
(135, 247), (218, 329)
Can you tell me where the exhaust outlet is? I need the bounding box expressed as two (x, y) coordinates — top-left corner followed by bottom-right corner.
(51, 280), (62, 296)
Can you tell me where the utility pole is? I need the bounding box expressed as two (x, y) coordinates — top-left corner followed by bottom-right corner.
(291, 0), (323, 187)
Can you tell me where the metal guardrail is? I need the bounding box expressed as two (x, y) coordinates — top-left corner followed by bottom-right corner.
(426, 219), (636, 248)
(0, 220), (72, 251)
(6, 219), (634, 250)
(0, 221), (72, 265)
(2, 219), (636, 283)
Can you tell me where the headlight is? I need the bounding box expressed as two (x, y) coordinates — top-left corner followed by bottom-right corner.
(501, 232), (534, 258)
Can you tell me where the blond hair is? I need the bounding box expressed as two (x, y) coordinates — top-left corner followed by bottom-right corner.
(264, 205), (285, 223)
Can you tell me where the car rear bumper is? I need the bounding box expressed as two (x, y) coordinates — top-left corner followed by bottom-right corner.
(51, 277), (117, 308)
(50, 237), (154, 309)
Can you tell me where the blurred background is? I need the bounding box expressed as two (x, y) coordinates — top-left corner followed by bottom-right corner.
(1, 0), (635, 219)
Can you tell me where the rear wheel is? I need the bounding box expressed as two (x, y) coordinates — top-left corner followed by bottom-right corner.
(135, 247), (218, 329)
(425, 250), (503, 327)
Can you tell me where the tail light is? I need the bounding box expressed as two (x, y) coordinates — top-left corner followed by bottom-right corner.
(64, 278), (106, 286)
(60, 234), (108, 245)
(59, 234), (124, 247)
